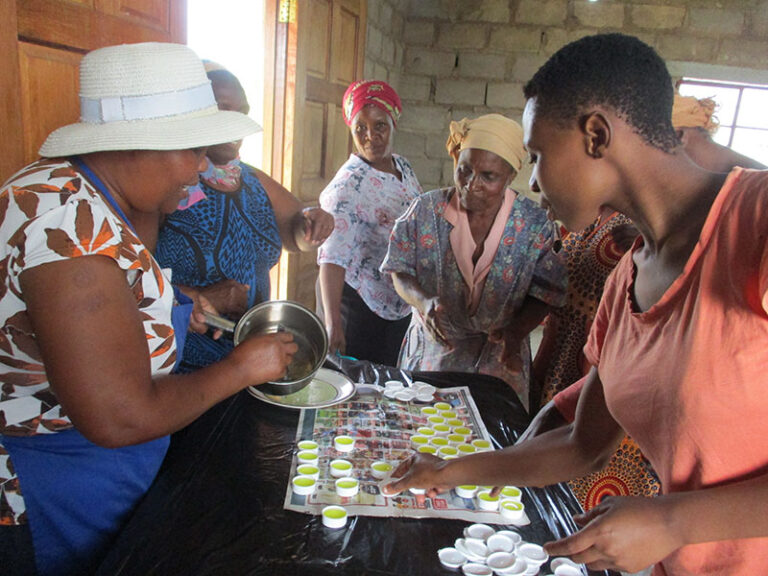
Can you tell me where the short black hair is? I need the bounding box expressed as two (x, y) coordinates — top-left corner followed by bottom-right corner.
(523, 33), (678, 152)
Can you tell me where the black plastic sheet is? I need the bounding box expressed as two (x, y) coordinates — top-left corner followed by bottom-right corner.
(96, 360), (614, 576)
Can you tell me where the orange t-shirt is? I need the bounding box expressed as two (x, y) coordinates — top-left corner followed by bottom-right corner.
(585, 168), (768, 575)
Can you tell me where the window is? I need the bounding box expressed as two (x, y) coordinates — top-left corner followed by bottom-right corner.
(677, 78), (768, 166)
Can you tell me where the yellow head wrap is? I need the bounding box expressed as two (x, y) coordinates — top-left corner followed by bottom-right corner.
(671, 94), (719, 133)
(446, 113), (526, 173)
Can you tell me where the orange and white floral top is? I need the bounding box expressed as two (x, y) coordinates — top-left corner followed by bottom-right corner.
(0, 158), (177, 524)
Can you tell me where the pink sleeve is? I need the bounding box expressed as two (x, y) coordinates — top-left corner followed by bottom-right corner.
(553, 376), (586, 423)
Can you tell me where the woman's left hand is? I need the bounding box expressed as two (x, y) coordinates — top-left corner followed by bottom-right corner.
(178, 287), (224, 339)
(488, 327), (524, 373)
(544, 496), (681, 573)
(302, 207), (335, 245)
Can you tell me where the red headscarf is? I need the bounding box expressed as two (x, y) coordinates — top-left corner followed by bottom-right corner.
(342, 80), (402, 127)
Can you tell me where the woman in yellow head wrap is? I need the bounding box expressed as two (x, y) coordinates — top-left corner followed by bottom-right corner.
(673, 94), (765, 171)
(381, 114), (567, 409)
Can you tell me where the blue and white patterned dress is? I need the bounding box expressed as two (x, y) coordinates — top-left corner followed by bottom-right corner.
(156, 161), (282, 371)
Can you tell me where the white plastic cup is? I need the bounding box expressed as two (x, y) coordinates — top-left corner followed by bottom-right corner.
(321, 505), (348, 528)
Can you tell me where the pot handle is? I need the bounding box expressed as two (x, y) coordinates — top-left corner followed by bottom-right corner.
(203, 311), (237, 334)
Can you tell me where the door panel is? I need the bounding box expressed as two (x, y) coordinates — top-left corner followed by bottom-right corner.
(18, 43), (82, 164)
(0, 0), (186, 183)
(271, 0), (365, 307)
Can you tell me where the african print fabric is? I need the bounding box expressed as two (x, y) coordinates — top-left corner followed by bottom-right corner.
(0, 159), (177, 525)
(157, 161), (282, 371)
(532, 212), (660, 510)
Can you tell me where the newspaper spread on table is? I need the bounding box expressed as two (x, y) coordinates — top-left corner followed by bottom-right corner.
(283, 382), (530, 525)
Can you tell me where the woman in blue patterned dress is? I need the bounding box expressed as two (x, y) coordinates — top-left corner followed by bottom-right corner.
(156, 69), (334, 372)
(381, 114), (567, 409)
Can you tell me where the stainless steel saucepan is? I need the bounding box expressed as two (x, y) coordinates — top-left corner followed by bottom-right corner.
(204, 300), (328, 396)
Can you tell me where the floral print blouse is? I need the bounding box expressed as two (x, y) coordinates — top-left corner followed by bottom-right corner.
(380, 187), (567, 408)
(317, 153), (421, 320)
(0, 159), (176, 524)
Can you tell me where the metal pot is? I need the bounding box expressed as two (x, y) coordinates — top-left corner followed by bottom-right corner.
(204, 300), (328, 396)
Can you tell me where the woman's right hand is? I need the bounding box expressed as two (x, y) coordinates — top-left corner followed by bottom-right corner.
(326, 316), (346, 356)
(230, 331), (299, 384)
(382, 452), (453, 498)
(422, 297), (452, 347)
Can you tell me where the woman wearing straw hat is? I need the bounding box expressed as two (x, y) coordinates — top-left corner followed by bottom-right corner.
(380, 114), (567, 410)
(0, 43), (298, 576)
(316, 80), (422, 366)
(156, 67), (334, 373)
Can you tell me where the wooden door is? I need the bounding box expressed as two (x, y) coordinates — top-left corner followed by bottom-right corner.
(0, 0), (187, 184)
(267, 0), (366, 308)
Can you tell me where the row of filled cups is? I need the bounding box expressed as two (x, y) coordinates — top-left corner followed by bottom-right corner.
(291, 438), (394, 499)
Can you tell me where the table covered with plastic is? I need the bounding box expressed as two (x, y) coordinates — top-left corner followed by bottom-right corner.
(96, 359), (614, 576)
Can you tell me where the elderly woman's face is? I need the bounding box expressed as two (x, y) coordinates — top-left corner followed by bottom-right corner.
(129, 148), (208, 214)
(207, 82), (250, 165)
(454, 148), (514, 212)
(351, 105), (395, 166)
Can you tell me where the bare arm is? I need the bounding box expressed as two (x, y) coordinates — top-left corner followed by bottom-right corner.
(253, 167), (334, 252)
(391, 272), (450, 345)
(384, 366), (623, 493)
(318, 262), (346, 354)
(20, 256), (298, 448)
(490, 296), (551, 370)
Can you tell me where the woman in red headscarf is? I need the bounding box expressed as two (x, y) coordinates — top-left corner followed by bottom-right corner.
(316, 80), (422, 365)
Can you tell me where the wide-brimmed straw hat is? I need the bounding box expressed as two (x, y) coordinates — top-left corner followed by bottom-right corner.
(39, 42), (261, 157)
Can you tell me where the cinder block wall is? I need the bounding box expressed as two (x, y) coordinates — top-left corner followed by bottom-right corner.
(365, 0), (768, 194)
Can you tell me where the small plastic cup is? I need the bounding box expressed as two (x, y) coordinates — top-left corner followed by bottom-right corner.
(446, 418), (465, 429)
(410, 435), (430, 448)
(427, 415), (446, 425)
(417, 445), (437, 454)
(438, 445), (459, 459)
(322, 505), (348, 529)
(329, 459), (353, 478)
(416, 426), (436, 437)
(409, 487), (426, 495)
(292, 475), (317, 495)
(297, 450), (319, 464)
(296, 464), (320, 479)
(447, 433), (465, 445)
(334, 435), (355, 453)
(429, 436), (449, 447)
(370, 461), (393, 479)
(500, 486), (522, 501)
(471, 439), (492, 451)
(297, 440), (319, 452)
(517, 543), (548, 566)
(477, 490), (500, 511)
(457, 443), (476, 456)
(394, 390), (415, 402)
(420, 406), (438, 416)
(432, 423), (451, 436)
(439, 410), (457, 419)
(499, 499), (525, 521)
(433, 402), (452, 411)
(438, 547), (467, 570)
(453, 426), (472, 438)
(455, 484), (478, 498)
(335, 477), (360, 497)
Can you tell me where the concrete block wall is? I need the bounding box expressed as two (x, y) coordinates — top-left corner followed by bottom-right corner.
(364, 0), (410, 85)
(368, 0), (768, 193)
